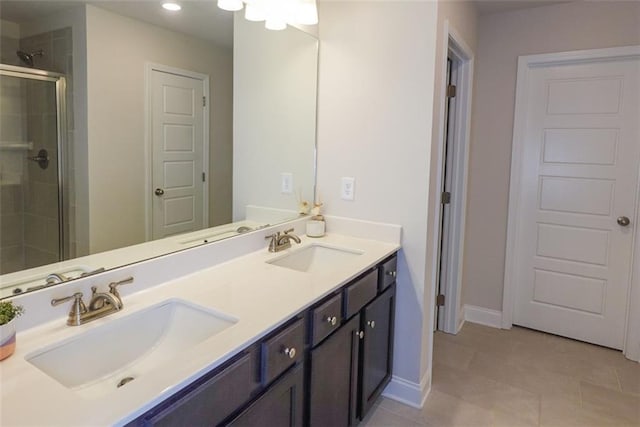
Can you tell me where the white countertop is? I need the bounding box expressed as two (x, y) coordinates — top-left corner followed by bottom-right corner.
(0, 233), (399, 426)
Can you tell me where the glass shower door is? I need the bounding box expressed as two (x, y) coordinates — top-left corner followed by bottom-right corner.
(0, 67), (66, 275)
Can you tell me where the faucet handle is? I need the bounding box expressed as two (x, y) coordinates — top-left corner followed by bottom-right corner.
(108, 277), (134, 297)
(51, 292), (84, 307)
(51, 292), (87, 326)
(283, 228), (295, 234)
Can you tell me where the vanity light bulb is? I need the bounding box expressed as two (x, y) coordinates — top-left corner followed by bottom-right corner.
(295, 0), (318, 25)
(265, 18), (287, 30)
(161, 2), (182, 11)
(245, 3), (266, 21)
(218, 0), (244, 12)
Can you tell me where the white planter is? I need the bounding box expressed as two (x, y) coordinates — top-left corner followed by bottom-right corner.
(0, 318), (16, 361)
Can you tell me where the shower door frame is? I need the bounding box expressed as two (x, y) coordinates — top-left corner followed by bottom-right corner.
(0, 64), (68, 262)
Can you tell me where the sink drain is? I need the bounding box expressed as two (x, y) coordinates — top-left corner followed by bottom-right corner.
(117, 376), (135, 388)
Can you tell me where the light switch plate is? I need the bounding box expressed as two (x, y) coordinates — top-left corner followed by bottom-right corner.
(341, 177), (355, 201)
(281, 173), (293, 194)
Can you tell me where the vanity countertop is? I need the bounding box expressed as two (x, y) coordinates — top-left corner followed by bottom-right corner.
(0, 233), (399, 426)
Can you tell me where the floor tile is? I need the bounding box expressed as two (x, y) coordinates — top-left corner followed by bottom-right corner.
(361, 403), (424, 427)
(580, 380), (640, 424)
(370, 322), (639, 427)
(540, 394), (636, 427)
(432, 363), (540, 426)
(616, 360), (640, 395)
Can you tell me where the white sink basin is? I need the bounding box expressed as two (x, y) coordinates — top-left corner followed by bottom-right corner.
(267, 244), (363, 273)
(26, 299), (237, 399)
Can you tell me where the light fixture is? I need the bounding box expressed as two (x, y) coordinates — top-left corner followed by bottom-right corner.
(218, 0), (243, 12)
(218, 0), (318, 31)
(162, 2), (182, 11)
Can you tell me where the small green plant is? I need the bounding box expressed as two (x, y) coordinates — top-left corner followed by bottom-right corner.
(0, 301), (24, 326)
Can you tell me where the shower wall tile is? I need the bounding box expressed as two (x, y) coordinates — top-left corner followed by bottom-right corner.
(25, 181), (59, 219)
(0, 245), (25, 275)
(1, 213), (23, 248)
(0, 185), (23, 215)
(0, 114), (26, 141)
(1, 35), (21, 66)
(24, 246), (57, 270)
(24, 214), (59, 256)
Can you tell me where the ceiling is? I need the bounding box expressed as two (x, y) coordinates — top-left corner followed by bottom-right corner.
(0, 1), (233, 49)
(473, 0), (573, 15)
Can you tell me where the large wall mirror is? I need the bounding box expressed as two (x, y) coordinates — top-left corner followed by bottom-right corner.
(0, 1), (318, 298)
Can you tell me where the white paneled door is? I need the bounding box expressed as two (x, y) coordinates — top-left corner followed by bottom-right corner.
(150, 68), (207, 240)
(512, 53), (640, 349)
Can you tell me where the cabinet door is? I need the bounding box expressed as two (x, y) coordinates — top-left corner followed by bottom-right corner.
(359, 284), (396, 419)
(227, 364), (304, 427)
(309, 314), (361, 427)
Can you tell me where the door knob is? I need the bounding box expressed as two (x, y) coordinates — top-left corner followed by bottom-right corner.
(617, 216), (631, 227)
(155, 188), (165, 196)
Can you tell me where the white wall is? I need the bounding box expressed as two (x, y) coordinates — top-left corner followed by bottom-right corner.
(85, 5), (233, 254)
(232, 17), (318, 221)
(317, 0), (439, 404)
(464, 1), (640, 312)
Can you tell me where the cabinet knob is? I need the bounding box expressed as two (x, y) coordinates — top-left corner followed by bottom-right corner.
(358, 331), (364, 339)
(154, 188), (165, 196)
(283, 347), (296, 359)
(326, 316), (337, 326)
(368, 320), (376, 329)
(386, 270), (397, 278)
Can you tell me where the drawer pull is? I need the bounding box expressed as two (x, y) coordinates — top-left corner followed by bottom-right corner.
(283, 347), (297, 359)
(368, 320), (376, 329)
(358, 331), (364, 339)
(386, 270), (397, 278)
(326, 316), (337, 326)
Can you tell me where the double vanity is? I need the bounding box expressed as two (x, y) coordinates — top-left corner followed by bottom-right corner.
(0, 220), (400, 426)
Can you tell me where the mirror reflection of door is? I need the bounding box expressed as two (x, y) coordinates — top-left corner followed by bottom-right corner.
(149, 66), (209, 240)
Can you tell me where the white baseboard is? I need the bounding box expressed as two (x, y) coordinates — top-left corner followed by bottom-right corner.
(382, 370), (430, 408)
(457, 305), (466, 333)
(464, 304), (502, 329)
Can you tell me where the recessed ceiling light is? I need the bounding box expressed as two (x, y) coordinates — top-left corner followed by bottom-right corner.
(162, 2), (182, 11)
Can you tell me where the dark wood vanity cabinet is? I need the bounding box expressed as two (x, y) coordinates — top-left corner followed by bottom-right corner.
(129, 253), (397, 427)
(307, 263), (397, 427)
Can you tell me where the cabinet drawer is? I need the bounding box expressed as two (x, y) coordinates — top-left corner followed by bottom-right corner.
(343, 269), (377, 319)
(378, 255), (398, 291)
(261, 318), (304, 385)
(311, 293), (343, 347)
(142, 352), (254, 427)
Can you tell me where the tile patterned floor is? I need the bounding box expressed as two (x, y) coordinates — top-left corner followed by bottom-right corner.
(362, 322), (640, 426)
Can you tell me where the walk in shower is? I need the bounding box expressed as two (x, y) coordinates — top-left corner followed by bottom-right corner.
(0, 64), (68, 275)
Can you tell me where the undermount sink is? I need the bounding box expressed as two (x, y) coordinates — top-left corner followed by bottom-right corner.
(267, 244), (363, 273)
(26, 299), (237, 399)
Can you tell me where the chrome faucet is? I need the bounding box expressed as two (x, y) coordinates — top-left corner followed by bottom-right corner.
(46, 272), (69, 285)
(51, 277), (134, 326)
(265, 229), (301, 252)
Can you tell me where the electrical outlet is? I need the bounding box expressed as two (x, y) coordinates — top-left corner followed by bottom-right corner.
(341, 177), (355, 201)
(281, 173), (293, 194)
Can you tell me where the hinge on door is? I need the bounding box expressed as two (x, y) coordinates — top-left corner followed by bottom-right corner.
(446, 84), (457, 98)
(202, 96), (206, 107)
(202, 172), (206, 182)
(436, 294), (445, 307)
(441, 191), (451, 205)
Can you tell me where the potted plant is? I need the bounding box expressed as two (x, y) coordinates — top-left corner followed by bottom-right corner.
(0, 301), (24, 361)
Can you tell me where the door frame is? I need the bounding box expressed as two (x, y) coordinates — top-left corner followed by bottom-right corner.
(502, 46), (640, 361)
(431, 21), (474, 334)
(144, 62), (210, 241)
